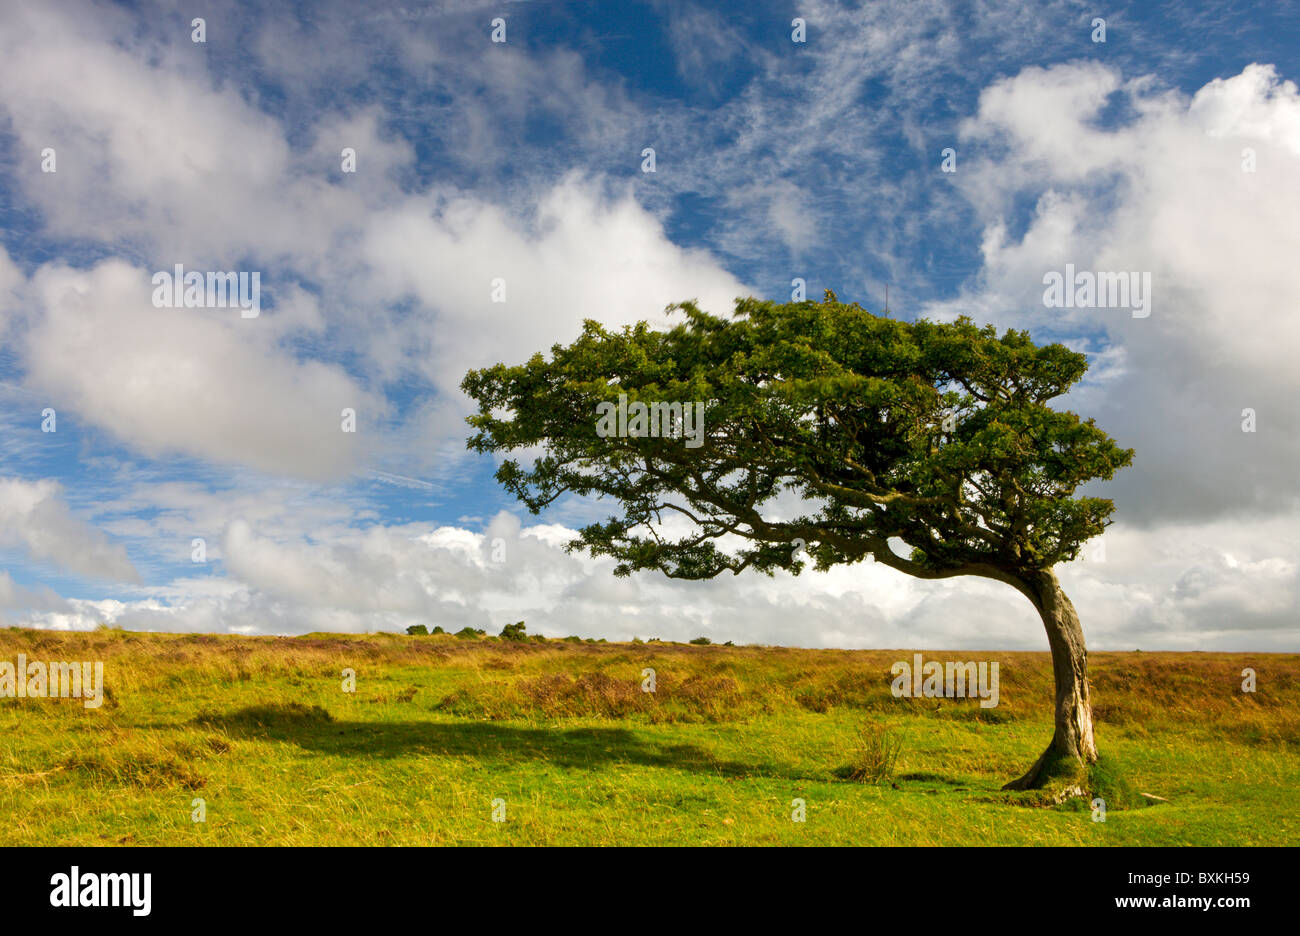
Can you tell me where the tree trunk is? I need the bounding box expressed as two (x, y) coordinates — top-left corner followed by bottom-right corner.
(1002, 567), (1098, 791)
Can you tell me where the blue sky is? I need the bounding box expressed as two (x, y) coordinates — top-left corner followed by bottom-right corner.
(1, 0), (1298, 648)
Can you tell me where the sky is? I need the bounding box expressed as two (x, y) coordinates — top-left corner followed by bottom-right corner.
(0, 0), (1297, 650)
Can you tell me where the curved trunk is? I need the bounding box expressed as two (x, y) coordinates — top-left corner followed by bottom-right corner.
(1002, 567), (1098, 791)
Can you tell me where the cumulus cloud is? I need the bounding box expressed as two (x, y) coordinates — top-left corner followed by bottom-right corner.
(360, 173), (750, 399)
(21, 260), (375, 480)
(928, 62), (1300, 526)
(14, 504), (1294, 649)
(0, 2), (749, 481)
(0, 570), (70, 614)
(0, 2), (375, 266)
(0, 477), (139, 582)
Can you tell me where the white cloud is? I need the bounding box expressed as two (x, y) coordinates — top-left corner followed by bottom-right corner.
(931, 62), (1300, 525)
(0, 570), (69, 612)
(8, 503), (1290, 650)
(362, 173), (749, 395)
(0, 2), (372, 266)
(0, 2), (750, 480)
(0, 477), (139, 582)
(21, 260), (376, 480)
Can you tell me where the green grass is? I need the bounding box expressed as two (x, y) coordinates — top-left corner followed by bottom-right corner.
(1, 628), (1296, 845)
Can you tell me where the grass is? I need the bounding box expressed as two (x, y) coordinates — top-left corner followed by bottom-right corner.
(0, 627), (1296, 845)
(842, 723), (905, 784)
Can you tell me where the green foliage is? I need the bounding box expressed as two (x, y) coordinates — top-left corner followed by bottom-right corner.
(462, 291), (1133, 591)
(455, 627), (485, 640)
(431, 626), (446, 635)
(689, 637), (712, 645)
(500, 621), (528, 641)
(405, 625), (429, 636)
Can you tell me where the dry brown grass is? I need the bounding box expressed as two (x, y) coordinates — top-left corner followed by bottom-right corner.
(1, 628), (1296, 740)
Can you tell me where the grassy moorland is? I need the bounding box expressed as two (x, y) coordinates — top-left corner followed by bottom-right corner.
(0, 627), (1295, 846)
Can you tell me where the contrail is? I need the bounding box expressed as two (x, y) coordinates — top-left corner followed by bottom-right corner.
(368, 469), (436, 491)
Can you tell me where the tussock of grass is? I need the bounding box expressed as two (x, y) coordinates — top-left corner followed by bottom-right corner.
(841, 723), (905, 784)
(58, 745), (207, 790)
(1085, 754), (1141, 810)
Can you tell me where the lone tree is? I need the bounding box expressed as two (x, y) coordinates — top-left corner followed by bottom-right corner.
(462, 292), (1133, 791)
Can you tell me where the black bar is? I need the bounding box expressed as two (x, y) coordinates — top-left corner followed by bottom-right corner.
(1, 846), (1276, 923)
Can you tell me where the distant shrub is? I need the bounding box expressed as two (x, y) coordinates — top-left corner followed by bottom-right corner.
(563, 635), (583, 643)
(500, 621), (528, 641)
(431, 626), (446, 635)
(631, 636), (644, 645)
(405, 625), (429, 636)
(455, 627), (485, 639)
(689, 637), (712, 646)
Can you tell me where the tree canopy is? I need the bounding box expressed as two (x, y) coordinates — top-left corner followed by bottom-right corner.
(462, 291), (1133, 597)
